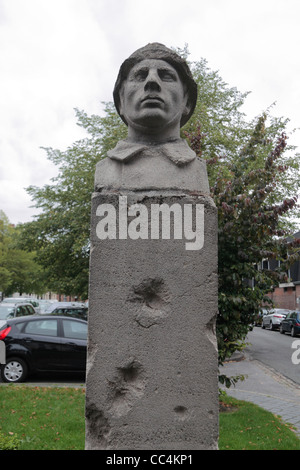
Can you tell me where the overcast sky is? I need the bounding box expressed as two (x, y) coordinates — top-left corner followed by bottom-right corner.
(1, 0), (299, 225)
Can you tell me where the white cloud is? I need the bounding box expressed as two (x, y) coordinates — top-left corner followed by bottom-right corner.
(0, 0), (299, 225)
(0, 0), (112, 224)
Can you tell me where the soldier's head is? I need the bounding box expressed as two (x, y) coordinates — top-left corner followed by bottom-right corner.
(113, 43), (197, 140)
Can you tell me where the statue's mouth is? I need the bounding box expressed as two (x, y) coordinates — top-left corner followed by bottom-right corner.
(141, 95), (164, 104)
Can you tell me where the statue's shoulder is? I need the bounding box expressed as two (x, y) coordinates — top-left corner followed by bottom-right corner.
(95, 140), (209, 194)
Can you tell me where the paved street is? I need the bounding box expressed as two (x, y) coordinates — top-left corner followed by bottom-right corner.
(246, 327), (300, 385)
(220, 327), (300, 436)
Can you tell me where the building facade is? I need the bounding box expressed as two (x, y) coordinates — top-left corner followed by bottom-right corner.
(267, 231), (300, 310)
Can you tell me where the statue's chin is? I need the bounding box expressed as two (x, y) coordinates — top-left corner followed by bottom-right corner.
(125, 111), (182, 138)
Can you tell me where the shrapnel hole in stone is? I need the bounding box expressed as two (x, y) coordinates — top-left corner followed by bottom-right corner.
(173, 405), (190, 422)
(174, 405), (187, 415)
(85, 401), (111, 445)
(128, 278), (170, 310)
(205, 316), (218, 349)
(114, 387), (127, 397)
(118, 361), (142, 383)
(108, 360), (146, 417)
(128, 278), (171, 328)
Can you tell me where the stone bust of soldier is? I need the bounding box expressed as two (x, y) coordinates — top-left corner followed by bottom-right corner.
(95, 43), (209, 193)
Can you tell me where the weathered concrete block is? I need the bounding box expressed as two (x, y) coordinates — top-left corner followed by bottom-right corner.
(85, 190), (218, 449)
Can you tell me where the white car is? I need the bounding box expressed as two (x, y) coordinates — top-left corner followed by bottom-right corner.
(1, 297), (41, 313)
(262, 308), (291, 330)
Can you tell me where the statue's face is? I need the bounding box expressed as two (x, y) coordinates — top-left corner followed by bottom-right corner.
(119, 59), (190, 137)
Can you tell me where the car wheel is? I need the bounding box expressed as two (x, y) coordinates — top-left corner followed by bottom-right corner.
(280, 325), (285, 334)
(291, 326), (296, 337)
(262, 322), (265, 329)
(1, 358), (28, 383)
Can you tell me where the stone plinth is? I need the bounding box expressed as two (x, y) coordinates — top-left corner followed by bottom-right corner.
(85, 154), (218, 450)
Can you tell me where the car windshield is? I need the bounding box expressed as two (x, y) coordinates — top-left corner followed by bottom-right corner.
(56, 308), (87, 314)
(0, 306), (14, 319)
(39, 302), (52, 313)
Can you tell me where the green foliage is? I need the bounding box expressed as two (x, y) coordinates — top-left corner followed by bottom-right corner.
(182, 58), (300, 218)
(0, 211), (12, 294)
(17, 105), (127, 299)
(182, 57), (251, 162)
(185, 115), (300, 364)
(0, 211), (47, 296)
(0, 431), (20, 450)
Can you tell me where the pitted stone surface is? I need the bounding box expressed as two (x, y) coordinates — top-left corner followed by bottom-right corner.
(86, 191), (218, 449)
(95, 151), (210, 194)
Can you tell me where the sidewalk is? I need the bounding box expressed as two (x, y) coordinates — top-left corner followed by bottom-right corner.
(220, 354), (300, 436)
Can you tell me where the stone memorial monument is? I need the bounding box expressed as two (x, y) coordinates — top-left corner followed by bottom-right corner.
(85, 43), (218, 450)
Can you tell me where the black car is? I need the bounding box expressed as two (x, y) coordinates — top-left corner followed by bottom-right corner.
(49, 306), (88, 321)
(44, 302), (88, 321)
(0, 315), (87, 383)
(280, 311), (300, 337)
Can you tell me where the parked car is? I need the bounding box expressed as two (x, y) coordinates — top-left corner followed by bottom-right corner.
(38, 299), (57, 314)
(279, 311), (300, 337)
(262, 308), (291, 330)
(1, 297), (41, 313)
(0, 315), (87, 383)
(45, 302), (88, 320)
(0, 302), (36, 320)
(253, 309), (267, 326)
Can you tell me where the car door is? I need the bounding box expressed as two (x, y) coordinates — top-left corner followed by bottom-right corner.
(283, 312), (295, 333)
(20, 318), (62, 371)
(289, 312), (298, 332)
(281, 313), (290, 332)
(263, 311), (271, 327)
(59, 319), (87, 371)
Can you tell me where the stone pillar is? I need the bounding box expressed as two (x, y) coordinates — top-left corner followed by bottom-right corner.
(85, 151), (219, 450)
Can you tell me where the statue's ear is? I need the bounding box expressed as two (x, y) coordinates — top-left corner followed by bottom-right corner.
(118, 86), (127, 123)
(182, 93), (193, 118)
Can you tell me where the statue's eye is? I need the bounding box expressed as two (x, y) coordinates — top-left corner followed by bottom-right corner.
(133, 69), (148, 81)
(159, 69), (177, 81)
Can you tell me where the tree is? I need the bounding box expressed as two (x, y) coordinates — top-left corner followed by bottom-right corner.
(17, 53), (300, 365)
(185, 115), (300, 372)
(0, 211), (47, 297)
(17, 103), (127, 299)
(0, 211), (13, 296)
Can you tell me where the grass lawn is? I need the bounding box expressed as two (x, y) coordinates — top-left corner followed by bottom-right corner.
(0, 385), (299, 450)
(0, 385), (86, 450)
(219, 393), (300, 450)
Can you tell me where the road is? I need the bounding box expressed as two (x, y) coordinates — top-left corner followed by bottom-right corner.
(245, 325), (300, 386)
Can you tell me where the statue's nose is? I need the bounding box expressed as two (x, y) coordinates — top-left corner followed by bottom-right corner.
(144, 71), (161, 92)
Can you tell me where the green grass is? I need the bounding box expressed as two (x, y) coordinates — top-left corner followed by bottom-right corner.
(0, 385), (299, 450)
(0, 385), (85, 450)
(219, 393), (300, 450)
